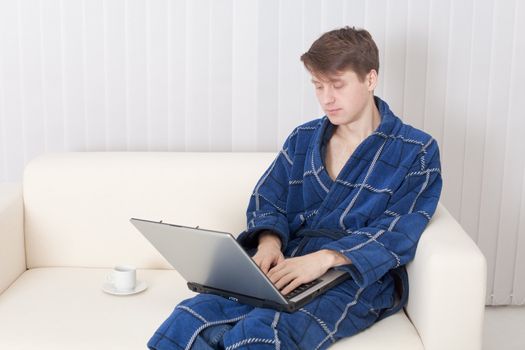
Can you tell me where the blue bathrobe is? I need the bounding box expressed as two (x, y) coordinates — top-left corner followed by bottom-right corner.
(148, 97), (443, 350)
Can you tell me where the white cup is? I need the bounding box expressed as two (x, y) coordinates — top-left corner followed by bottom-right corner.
(106, 265), (136, 292)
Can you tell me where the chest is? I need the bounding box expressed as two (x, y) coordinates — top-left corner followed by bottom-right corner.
(324, 138), (359, 181)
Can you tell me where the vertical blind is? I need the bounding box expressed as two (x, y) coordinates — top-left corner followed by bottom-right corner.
(0, 0), (524, 305)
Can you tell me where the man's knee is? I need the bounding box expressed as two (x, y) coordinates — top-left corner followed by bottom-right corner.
(222, 311), (290, 349)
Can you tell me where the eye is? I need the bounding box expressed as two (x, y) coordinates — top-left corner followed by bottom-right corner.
(333, 82), (345, 89)
(314, 85), (323, 90)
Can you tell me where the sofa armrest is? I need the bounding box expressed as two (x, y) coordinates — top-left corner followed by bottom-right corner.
(0, 183), (26, 295)
(405, 203), (487, 350)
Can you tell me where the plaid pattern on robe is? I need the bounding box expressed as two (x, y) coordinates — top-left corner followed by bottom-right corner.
(147, 97), (443, 350)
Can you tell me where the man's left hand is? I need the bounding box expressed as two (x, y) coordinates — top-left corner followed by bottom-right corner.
(267, 249), (351, 295)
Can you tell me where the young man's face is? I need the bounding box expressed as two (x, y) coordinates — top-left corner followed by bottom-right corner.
(310, 69), (377, 126)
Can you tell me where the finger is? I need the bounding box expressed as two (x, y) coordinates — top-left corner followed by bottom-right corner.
(257, 257), (268, 269)
(260, 258), (271, 274)
(269, 257), (288, 272)
(281, 277), (304, 296)
(267, 264), (279, 279)
(270, 253), (283, 268)
(268, 261), (288, 281)
(273, 271), (296, 290)
(268, 265), (286, 284)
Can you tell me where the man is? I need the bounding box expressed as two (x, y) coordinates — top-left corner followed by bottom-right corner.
(148, 26), (442, 350)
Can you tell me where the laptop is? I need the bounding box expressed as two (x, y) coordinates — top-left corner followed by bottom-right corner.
(130, 218), (349, 313)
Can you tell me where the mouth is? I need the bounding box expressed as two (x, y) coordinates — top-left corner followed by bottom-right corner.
(326, 108), (342, 114)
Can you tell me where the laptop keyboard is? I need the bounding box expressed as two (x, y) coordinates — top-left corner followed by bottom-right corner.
(284, 279), (322, 300)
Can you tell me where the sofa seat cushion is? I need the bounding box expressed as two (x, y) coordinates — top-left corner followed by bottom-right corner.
(0, 268), (423, 350)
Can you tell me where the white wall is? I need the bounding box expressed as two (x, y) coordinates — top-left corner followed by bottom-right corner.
(0, 0), (524, 305)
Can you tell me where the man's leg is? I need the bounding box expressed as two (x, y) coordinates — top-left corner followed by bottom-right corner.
(190, 324), (233, 350)
(222, 281), (380, 349)
(148, 294), (253, 350)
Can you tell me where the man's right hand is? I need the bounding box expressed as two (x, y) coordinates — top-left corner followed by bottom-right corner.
(251, 231), (285, 275)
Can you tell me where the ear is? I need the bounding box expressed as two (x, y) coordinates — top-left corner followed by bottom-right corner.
(366, 69), (378, 91)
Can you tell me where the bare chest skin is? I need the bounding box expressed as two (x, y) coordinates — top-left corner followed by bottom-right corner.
(325, 133), (360, 181)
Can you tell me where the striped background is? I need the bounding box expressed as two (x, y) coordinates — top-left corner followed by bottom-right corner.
(0, 0), (524, 305)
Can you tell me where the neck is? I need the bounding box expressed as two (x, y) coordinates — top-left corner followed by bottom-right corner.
(335, 97), (381, 142)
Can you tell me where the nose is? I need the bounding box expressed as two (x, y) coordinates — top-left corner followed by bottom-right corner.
(320, 86), (335, 106)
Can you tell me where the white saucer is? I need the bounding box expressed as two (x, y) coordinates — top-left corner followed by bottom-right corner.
(102, 280), (148, 296)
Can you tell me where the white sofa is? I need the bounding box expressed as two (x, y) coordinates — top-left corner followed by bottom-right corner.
(0, 152), (487, 350)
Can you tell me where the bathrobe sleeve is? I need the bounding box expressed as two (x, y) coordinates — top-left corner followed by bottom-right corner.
(236, 132), (296, 252)
(321, 139), (443, 289)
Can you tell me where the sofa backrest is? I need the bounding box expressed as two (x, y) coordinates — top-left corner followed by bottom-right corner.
(23, 152), (277, 269)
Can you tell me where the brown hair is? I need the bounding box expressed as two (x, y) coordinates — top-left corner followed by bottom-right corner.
(300, 26), (379, 81)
